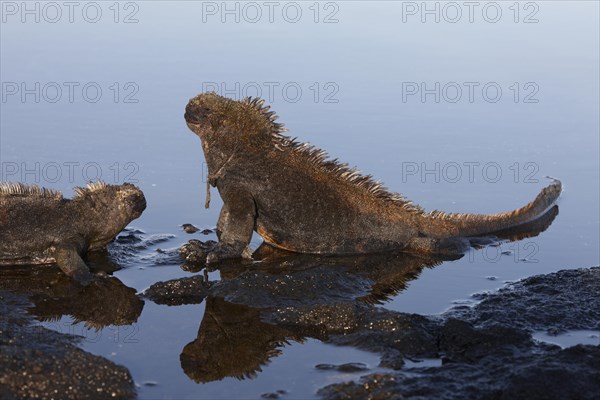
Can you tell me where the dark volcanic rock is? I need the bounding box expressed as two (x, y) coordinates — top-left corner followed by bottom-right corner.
(179, 239), (216, 266)
(0, 291), (136, 399)
(271, 302), (440, 357)
(438, 318), (533, 363)
(315, 362), (370, 372)
(212, 267), (373, 309)
(181, 223), (200, 234)
(134, 260), (600, 399)
(318, 267), (600, 400)
(456, 266), (600, 332)
(142, 275), (209, 306)
(318, 344), (600, 400)
(501, 345), (600, 399)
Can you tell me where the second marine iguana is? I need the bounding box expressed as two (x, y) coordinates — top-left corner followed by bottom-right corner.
(0, 182), (146, 284)
(184, 92), (561, 262)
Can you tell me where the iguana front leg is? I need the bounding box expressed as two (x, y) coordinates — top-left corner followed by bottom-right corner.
(52, 245), (93, 285)
(206, 187), (255, 263)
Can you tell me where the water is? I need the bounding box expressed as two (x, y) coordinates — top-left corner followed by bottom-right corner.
(534, 330), (600, 349)
(1, 1), (598, 399)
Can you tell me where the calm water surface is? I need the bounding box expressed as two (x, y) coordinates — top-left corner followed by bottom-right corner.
(1, 2), (598, 399)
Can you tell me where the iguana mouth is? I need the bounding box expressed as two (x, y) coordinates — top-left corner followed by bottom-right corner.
(133, 197), (147, 216)
(184, 104), (210, 125)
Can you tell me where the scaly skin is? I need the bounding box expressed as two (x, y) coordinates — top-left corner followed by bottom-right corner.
(184, 92), (561, 262)
(0, 182), (146, 284)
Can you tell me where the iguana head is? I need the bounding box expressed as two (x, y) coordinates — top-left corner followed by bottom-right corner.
(185, 92), (273, 140)
(74, 182), (146, 250)
(185, 93), (287, 167)
(185, 92), (290, 190)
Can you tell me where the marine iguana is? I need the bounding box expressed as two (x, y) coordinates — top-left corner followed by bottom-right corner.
(184, 92), (561, 262)
(0, 182), (146, 284)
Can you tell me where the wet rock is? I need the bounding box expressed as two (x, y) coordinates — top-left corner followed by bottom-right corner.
(211, 267), (373, 308)
(0, 291), (136, 399)
(319, 345), (600, 400)
(179, 239), (217, 267)
(142, 275), (209, 306)
(318, 374), (401, 400)
(438, 318), (533, 363)
(182, 223), (200, 234)
(180, 224), (214, 235)
(146, 259), (600, 400)
(271, 303), (363, 338)
(315, 363), (369, 373)
(318, 267), (600, 399)
(270, 303), (439, 357)
(261, 391), (288, 399)
(328, 310), (439, 357)
(501, 345), (600, 399)
(378, 349), (405, 370)
(453, 267), (600, 332)
(201, 264), (599, 398)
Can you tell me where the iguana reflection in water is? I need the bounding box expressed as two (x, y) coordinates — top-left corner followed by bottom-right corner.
(0, 250), (144, 329)
(177, 206), (559, 383)
(0, 228), (182, 329)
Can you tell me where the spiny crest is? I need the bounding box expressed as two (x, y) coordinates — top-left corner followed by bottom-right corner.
(0, 182), (63, 200)
(243, 96), (289, 137)
(242, 97), (425, 213)
(306, 148), (424, 212)
(73, 180), (109, 198)
(293, 144), (425, 212)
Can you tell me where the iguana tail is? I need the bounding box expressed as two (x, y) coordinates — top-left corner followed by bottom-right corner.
(428, 179), (562, 237)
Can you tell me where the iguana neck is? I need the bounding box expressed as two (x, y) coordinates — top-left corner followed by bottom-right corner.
(202, 138), (241, 209)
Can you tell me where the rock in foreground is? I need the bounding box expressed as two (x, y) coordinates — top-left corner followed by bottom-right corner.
(0, 291), (136, 400)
